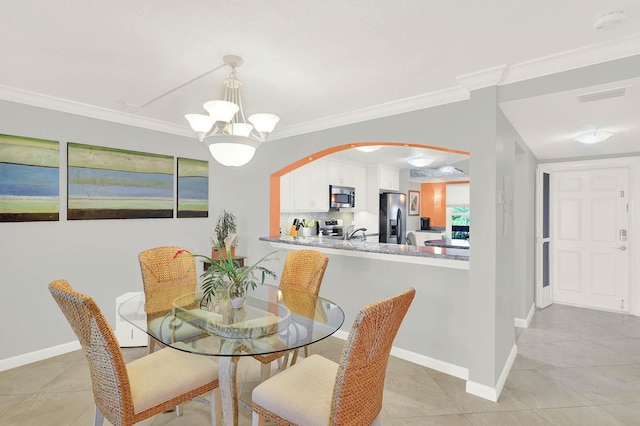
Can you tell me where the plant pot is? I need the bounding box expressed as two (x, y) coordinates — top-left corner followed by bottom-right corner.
(212, 246), (236, 260)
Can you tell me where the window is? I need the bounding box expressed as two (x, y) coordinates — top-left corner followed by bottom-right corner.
(447, 206), (470, 239)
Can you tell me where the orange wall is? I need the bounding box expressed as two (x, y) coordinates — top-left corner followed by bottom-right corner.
(420, 181), (469, 227)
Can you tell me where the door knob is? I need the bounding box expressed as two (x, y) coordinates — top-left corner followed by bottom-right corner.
(615, 246), (627, 251)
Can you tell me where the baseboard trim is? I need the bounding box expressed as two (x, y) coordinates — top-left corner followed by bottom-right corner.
(514, 303), (536, 328)
(0, 341), (81, 372)
(330, 329), (469, 380)
(465, 343), (517, 402)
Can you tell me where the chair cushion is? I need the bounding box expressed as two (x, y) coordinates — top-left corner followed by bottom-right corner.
(148, 315), (204, 343)
(127, 347), (218, 414)
(252, 354), (337, 426)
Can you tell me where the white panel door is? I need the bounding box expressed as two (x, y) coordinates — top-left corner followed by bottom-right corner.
(552, 168), (629, 312)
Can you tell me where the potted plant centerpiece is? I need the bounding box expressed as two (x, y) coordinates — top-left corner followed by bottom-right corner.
(175, 236), (277, 309)
(212, 210), (238, 260)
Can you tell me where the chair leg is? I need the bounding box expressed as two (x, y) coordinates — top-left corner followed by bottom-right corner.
(290, 348), (299, 366)
(280, 352), (290, 370)
(260, 362), (271, 381)
(175, 404), (182, 416)
(372, 414), (380, 426)
(252, 410), (265, 426)
(93, 406), (104, 426)
(147, 336), (155, 354)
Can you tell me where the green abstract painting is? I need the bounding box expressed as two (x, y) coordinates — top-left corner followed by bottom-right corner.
(67, 143), (174, 220)
(177, 157), (208, 218)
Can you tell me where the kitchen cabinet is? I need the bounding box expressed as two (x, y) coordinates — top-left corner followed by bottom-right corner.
(281, 159), (329, 212)
(329, 161), (352, 186)
(365, 164), (400, 212)
(379, 166), (399, 191)
(351, 165), (366, 211)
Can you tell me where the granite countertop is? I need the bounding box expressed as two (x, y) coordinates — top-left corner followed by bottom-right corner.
(259, 235), (469, 262)
(424, 239), (470, 249)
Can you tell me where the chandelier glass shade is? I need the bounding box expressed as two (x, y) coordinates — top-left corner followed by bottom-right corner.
(185, 56), (279, 167)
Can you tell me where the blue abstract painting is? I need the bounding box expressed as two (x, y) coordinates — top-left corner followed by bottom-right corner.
(0, 134), (59, 222)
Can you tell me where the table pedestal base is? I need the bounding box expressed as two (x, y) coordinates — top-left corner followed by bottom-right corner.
(218, 355), (240, 426)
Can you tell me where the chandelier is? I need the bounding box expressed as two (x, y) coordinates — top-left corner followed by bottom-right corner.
(185, 55), (280, 167)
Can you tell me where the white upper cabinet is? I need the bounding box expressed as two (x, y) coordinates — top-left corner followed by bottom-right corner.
(366, 164), (400, 212)
(281, 159), (329, 213)
(379, 166), (399, 191)
(351, 165), (367, 211)
(329, 161), (352, 186)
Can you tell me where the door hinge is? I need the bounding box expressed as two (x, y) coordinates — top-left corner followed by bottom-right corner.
(621, 299), (625, 310)
(620, 190), (625, 197)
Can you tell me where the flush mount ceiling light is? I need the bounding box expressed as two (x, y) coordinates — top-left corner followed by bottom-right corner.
(575, 130), (613, 144)
(185, 55), (279, 167)
(407, 156), (435, 167)
(593, 10), (626, 30)
(354, 145), (383, 152)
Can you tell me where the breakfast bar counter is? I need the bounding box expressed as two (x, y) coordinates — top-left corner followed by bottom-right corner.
(259, 235), (469, 269)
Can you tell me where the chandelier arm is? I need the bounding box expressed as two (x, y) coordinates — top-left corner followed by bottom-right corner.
(137, 62), (227, 108)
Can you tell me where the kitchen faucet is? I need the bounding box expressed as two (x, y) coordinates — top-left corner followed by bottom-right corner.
(345, 225), (367, 240)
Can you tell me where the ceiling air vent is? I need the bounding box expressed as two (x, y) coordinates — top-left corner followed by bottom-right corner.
(577, 87), (626, 103)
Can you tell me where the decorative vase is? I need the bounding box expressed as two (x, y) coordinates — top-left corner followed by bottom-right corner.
(230, 297), (245, 309)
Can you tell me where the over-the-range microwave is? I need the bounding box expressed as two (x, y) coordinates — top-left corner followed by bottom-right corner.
(329, 185), (355, 209)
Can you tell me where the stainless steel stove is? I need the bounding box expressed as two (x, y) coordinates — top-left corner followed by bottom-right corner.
(319, 219), (344, 237)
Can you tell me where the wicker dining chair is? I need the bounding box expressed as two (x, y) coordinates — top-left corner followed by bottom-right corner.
(49, 280), (220, 426)
(251, 287), (416, 426)
(253, 249), (329, 380)
(138, 245), (205, 353)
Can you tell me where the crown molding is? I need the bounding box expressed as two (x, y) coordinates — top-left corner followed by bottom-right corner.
(2, 33), (639, 141)
(457, 65), (508, 91)
(0, 84), (193, 137)
(271, 86), (470, 140)
(501, 33), (640, 85)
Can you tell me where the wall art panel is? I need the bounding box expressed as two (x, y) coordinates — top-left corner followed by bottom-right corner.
(67, 143), (173, 220)
(0, 134), (60, 222)
(177, 157), (208, 218)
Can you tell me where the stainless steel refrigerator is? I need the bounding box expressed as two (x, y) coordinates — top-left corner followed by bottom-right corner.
(379, 192), (407, 244)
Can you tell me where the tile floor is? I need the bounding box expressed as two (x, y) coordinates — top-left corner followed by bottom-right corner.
(1, 303), (640, 425)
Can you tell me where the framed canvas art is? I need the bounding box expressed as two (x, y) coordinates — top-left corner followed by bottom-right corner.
(0, 134), (60, 222)
(408, 190), (420, 216)
(67, 143), (173, 220)
(177, 157), (208, 218)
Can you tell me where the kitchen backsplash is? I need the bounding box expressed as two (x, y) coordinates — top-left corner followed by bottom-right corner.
(280, 211), (354, 236)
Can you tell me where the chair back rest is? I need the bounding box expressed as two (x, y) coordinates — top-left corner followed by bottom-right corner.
(49, 280), (132, 425)
(138, 246), (198, 319)
(331, 287), (415, 425)
(279, 250), (329, 296)
(406, 231), (417, 246)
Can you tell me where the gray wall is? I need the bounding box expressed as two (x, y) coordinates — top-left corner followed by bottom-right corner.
(0, 100), (218, 359)
(0, 85), (536, 392)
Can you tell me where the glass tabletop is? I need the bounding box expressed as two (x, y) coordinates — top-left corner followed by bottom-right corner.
(118, 285), (345, 357)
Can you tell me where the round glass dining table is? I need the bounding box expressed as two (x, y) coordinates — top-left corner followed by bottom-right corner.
(118, 285), (345, 426)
